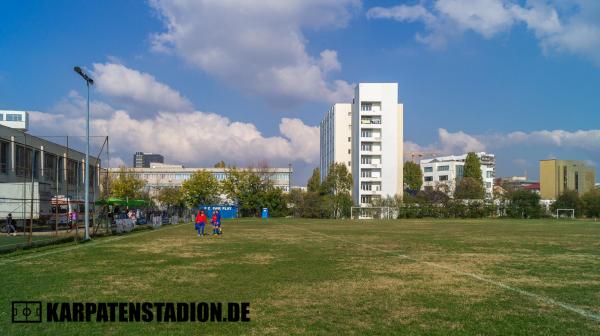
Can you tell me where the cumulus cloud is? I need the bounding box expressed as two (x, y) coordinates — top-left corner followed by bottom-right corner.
(33, 63), (320, 167)
(367, 0), (600, 65)
(149, 0), (357, 104)
(91, 62), (193, 113)
(406, 127), (600, 157)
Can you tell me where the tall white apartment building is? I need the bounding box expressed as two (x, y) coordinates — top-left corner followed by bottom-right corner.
(420, 152), (496, 199)
(352, 83), (404, 205)
(319, 103), (352, 181)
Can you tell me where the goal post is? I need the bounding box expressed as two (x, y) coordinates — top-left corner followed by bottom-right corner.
(555, 208), (575, 219)
(351, 206), (394, 220)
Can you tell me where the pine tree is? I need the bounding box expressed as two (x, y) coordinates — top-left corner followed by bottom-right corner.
(307, 167), (321, 193)
(403, 161), (423, 191)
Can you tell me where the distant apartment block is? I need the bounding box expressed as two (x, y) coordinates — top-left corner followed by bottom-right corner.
(420, 152), (496, 199)
(540, 160), (595, 200)
(0, 110), (29, 131)
(319, 103), (352, 181)
(133, 152), (164, 168)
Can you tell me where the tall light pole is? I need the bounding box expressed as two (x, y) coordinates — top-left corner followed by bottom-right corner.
(74, 66), (94, 241)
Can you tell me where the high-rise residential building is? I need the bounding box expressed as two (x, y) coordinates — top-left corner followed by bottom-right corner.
(319, 83), (404, 206)
(420, 152), (496, 199)
(133, 152), (164, 168)
(352, 83), (404, 205)
(540, 160), (596, 200)
(319, 103), (352, 182)
(0, 110), (29, 131)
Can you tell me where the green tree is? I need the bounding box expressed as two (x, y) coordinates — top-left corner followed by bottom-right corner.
(213, 160), (226, 168)
(506, 189), (542, 218)
(222, 168), (270, 217)
(156, 187), (185, 215)
(403, 161), (423, 191)
(551, 190), (583, 217)
(181, 170), (220, 207)
(581, 190), (600, 218)
(463, 152), (483, 183)
(321, 163), (353, 218)
(110, 168), (146, 199)
(454, 177), (485, 199)
(307, 167), (321, 193)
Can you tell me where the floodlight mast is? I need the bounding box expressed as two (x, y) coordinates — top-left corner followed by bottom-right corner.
(73, 66), (94, 241)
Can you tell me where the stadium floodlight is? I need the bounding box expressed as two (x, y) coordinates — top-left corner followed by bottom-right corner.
(73, 66), (94, 241)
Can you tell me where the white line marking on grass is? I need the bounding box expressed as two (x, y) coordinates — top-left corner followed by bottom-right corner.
(283, 224), (600, 323)
(0, 223), (189, 266)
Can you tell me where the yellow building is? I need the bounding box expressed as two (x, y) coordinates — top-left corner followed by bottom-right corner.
(540, 160), (596, 200)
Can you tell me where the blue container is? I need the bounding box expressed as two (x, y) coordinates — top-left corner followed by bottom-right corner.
(197, 205), (238, 219)
(261, 208), (269, 219)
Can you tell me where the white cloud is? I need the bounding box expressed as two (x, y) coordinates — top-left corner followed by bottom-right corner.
(367, 0), (600, 65)
(91, 63), (193, 113)
(149, 0), (356, 104)
(33, 62), (322, 167)
(407, 128), (600, 156)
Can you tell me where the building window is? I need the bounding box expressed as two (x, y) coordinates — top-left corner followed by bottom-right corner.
(575, 172), (579, 192)
(361, 130), (372, 138)
(361, 156), (372, 164)
(563, 166), (568, 191)
(437, 165), (450, 172)
(348, 137), (351, 142)
(456, 165), (464, 179)
(15, 145), (32, 177)
(0, 141), (8, 174)
(439, 175), (448, 181)
(424, 176), (433, 182)
(423, 166), (433, 173)
(360, 195), (371, 204)
(486, 182), (492, 188)
(486, 171), (494, 178)
(361, 103), (372, 111)
(361, 143), (372, 151)
(362, 170), (371, 177)
(0, 114), (3, 121)
(348, 149), (351, 154)
(6, 114), (23, 121)
(361, 183), (372, 191)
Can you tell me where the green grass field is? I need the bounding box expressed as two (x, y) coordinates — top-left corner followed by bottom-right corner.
(1, 218), (600, 335)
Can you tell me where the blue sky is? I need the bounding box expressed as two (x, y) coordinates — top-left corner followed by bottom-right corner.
(1, 0), (599, 184)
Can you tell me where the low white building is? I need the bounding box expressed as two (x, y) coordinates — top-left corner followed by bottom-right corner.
(108, 164), (293, 197)
(420, 152), (495, 199)
(0, 110), (29, 131)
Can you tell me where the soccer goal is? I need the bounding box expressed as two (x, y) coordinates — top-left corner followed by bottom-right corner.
(555, 208), (575, 219)
(351, 206), (394, 220)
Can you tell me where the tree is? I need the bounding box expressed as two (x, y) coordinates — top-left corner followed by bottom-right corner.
(403, 161), (423, 191)
(454, 177), (485, 199)
(506, 189), (542, 218)
(581, 190), (600, 218)
(110, 168), (146, 199)
(222, 168), (272, 217)
(156, 187), (185, 215)
(463, 152), (483, 183)
(551, 190), (582, 217)
(307, 167), (321, 193)
(181, 170), (220, 208)
(321, 163), (353, 218)
(213, 160), (226, 168)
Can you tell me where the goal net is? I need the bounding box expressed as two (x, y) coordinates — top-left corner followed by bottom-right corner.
(555, 208), (575, 219)
(351, 206), (394, 220)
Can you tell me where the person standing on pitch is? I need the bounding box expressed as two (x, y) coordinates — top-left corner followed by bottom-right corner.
(6, 213), (16, 236)
(211, 211), (218, 235)
(215, 210), (222, 235)
(195, 210), (207, 236)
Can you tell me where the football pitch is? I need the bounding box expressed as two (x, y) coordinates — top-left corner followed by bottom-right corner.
(1, 218), (600, 335)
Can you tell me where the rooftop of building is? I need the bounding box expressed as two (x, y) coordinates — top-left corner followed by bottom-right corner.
(420, 152), (495, 164)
